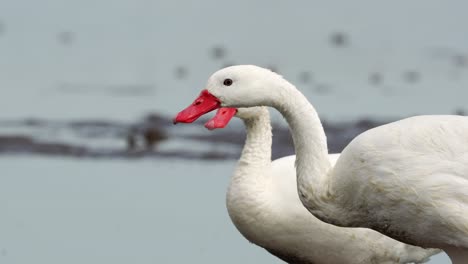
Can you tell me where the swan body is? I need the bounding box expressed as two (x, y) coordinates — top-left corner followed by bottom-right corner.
(195, 107), (439, 263)
(330, 115), (468, 247)
(173, 65), (466, 261)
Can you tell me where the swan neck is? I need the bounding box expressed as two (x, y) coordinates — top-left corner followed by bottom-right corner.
(238, 112), (272, 167)
(228, 110), (272, 213)
(272, 83), (331, 198)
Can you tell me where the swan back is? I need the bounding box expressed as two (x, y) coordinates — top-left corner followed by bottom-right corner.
(332, 115), (468, 248)
(220, 107), (440, 264)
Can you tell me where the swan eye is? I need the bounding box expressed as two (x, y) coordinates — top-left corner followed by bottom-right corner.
(223, 79), (233, 86)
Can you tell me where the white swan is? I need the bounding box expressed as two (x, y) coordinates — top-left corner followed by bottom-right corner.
(180, 106), (439, 263)
(175, 104), (439, 264)
(173, 65), (467, 262)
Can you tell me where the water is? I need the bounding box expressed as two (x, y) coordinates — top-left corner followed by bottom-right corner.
(0, 157), (283, 264)
(0, 157), (451, 263)
(0, 0), (467, 122)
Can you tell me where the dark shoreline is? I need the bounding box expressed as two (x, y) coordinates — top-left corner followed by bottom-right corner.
(0, 113), (390, 160)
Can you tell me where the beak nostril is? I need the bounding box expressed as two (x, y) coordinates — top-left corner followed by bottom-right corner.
(194, 101), (202, 106)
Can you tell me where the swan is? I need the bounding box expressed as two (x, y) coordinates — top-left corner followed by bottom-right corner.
(173, 65), (466, 262)
(193, 106), (440, 263)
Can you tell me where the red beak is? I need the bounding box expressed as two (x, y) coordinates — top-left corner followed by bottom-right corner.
(204, 108), (237, 130)
(173, 89), (221, 124)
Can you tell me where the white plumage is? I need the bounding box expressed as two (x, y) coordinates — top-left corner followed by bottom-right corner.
(209, 106), (439, 263)
(175, 65), (466, 262)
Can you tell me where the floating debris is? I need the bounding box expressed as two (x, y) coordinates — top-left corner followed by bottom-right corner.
(211, 45), (227, 60)
(174, 66), (188, 80)
(298, 71), (312, 84)
(402, 71), (421, 84)
(369, 72), (383, 85)
(329, 32), (349, 47)
(57, 31), (75, 46)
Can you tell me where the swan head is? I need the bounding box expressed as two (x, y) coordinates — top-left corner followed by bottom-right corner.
(174, 65), (282, 124)
(204, 107), (268, 130)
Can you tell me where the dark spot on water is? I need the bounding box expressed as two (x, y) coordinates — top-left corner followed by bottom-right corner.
(266, 65), (279, 73)
(174, 66), (188, 80)
(1, 248), (6, 257)
(402, 70), (420, 84)
(57, 31), (75, 46)
(453, 54), (468, 68)
(298, 71), (312, 84)
(211, 45), (226, 60)
(355, 119), (380, 129)
(454, 108), (466, 116)
(329, 32), (349, 47)
(369, 72), (383, 85)
(143, 128), (167, 149)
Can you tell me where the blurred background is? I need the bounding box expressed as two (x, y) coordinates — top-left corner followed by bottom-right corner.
(0, 0), (466, 263)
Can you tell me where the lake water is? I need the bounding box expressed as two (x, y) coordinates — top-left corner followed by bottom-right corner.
(0, 157), (278, 263)
(0, 156), (450, 264)
(0, 0), (467, 122)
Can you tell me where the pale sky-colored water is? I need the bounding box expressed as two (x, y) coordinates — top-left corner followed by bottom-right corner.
(0, 157), (450, 263)
(0, 158), (276, 264)
(0, 0), (467, 121)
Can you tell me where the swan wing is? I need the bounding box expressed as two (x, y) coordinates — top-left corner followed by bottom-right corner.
(333, 115), (468, 247)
